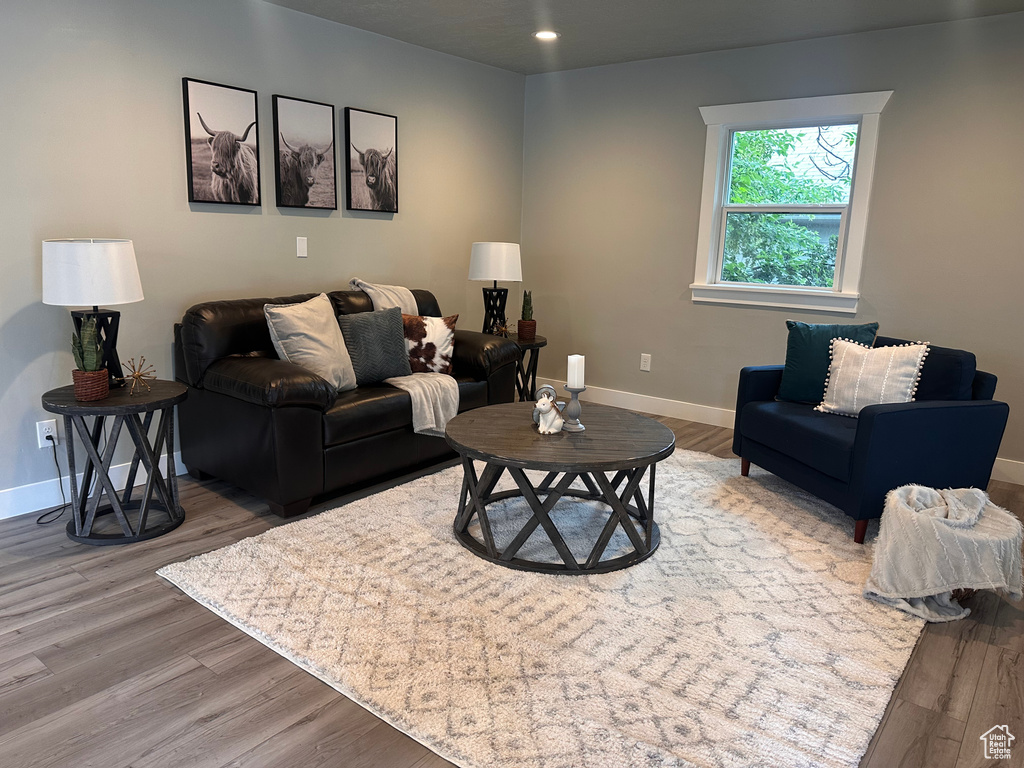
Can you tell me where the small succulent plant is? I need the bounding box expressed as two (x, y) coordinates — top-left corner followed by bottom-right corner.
(72, 317), (104, 372)
(521, 290), (533, 321)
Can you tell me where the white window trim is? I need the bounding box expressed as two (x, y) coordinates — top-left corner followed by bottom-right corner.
(691, 91), (892, 314)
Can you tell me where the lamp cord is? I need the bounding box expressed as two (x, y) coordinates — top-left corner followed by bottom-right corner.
(36, 421), (108, 525)
(36, 436), (67, 524)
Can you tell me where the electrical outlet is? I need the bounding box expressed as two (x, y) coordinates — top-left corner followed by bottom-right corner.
(37, 419), (58, 449)
(640, 353), (652, 372)
(296, 236), (308, 258)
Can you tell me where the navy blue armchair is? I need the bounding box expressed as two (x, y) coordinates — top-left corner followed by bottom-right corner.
(733, 337), (1009, 543)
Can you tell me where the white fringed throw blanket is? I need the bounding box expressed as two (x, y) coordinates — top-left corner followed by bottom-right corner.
(385, 373), (459, 437)
(349, 277), (418, 314)
(865, 485), (1023, 621)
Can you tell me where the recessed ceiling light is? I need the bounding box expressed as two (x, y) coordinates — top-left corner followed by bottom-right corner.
(533, 31), (560, 41)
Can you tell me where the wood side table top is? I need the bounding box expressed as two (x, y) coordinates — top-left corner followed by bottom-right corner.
(42, 380), (187, 415)
(507, 333), (547, 350)
(446, 402), (675, 472)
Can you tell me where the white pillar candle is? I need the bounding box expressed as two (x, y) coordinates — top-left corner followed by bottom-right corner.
(567, 354), (585, 388)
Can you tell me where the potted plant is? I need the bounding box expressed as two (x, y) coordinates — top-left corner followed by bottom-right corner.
(72, 316), (109, 401)
(518, 290), (536, 341)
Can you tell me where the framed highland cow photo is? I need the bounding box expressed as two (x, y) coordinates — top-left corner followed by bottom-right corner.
(183, 78), (261, 206)
(345, 107), (398, 213)
(272, 95), (337, 210)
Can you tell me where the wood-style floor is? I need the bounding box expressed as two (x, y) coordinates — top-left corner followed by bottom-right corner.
(1, 417), (1021, 768)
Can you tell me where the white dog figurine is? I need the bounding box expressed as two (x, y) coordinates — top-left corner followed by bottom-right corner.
(535, 390), (564, 434)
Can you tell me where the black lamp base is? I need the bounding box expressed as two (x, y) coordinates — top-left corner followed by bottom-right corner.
(71, 308), (124, 388)
(481, 286), (509, 335)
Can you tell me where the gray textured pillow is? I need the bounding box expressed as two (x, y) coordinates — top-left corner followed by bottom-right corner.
(337, 306), (412, 385)
(816, 339), (929, 417)
(265, 293), (357, 392)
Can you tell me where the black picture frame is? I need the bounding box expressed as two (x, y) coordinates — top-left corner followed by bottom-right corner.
(345, 107), (398, 213)
(182, 78), (261, 206)
(272, 95), (337, 210)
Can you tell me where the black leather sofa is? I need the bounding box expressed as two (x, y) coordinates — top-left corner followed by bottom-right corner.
(173, 288), (520, 517)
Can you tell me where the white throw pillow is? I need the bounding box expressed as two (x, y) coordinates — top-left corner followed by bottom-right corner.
(816, 339), (929, 417)
(264, 293), (357, 392)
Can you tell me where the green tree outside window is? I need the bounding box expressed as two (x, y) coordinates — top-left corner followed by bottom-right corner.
(722, 125), (858, 288)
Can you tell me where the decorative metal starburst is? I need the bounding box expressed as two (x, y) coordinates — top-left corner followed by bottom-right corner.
(492, 321), (511, 338)
(122, 356), (156, 396)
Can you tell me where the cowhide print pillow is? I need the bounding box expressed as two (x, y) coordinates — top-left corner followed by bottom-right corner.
(402, 314), (459, 375)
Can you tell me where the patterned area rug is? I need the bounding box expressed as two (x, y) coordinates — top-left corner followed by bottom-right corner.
(158, 451), (924, 768)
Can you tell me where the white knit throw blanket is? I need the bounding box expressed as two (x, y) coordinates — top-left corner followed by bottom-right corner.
(385, 373), (459, 437)
(349, 278), (418, 314)
(865, 485), (1023, 622)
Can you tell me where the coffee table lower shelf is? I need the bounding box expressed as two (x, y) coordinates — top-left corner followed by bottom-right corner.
(453, 458), (660, 574)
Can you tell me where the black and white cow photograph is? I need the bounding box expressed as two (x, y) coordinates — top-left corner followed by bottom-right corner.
(272, 95), (336, 210)
(345, 107), (398, 213)
(182, 78), (260, 206)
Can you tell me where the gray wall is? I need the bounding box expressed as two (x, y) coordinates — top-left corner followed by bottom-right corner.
(0, 0), (524, 495)
(522, 13), (1024, 460)
(4, 2), (1022, 505)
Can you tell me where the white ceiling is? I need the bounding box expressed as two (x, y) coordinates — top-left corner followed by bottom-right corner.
(263, 0), (1024, 75)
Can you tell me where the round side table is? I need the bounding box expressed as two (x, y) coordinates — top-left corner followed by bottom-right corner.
(41, 380), (188, 545)
(508, 333), (547, 401)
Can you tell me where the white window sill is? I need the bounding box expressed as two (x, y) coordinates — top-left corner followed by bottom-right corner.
(690, 283), (860, 314)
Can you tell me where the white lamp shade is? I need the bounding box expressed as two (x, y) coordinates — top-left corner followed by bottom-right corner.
(42, 239), (144, 307)
(468, 242), (523, 282)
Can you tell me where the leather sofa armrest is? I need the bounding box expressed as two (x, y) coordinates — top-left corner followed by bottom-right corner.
(202, 356), (336, 411)
(733, 365), (784, 456)
(451, 330), (521, 381)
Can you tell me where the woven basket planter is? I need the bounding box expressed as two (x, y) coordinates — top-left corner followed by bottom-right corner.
(517, 319), (537, 342)
(72, 369), (109, 402)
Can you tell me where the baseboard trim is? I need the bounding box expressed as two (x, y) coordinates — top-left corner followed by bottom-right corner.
(536, 377), (1023, 486)
(535, 378), (735, 429)
(0, 452), (187, 521)
(992, 457), (1024, 486)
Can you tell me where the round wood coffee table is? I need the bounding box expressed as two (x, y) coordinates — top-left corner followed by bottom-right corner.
(445, 402), (675, 574)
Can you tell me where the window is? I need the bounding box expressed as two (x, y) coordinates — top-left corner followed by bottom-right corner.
(691, 92), (892, 313)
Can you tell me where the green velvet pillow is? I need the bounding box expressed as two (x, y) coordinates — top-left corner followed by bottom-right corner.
(336, 306), (412, 386)
(778, 320), (879, 403)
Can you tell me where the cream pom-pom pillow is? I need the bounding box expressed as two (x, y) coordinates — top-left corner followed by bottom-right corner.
(816, 339), (929, 417)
